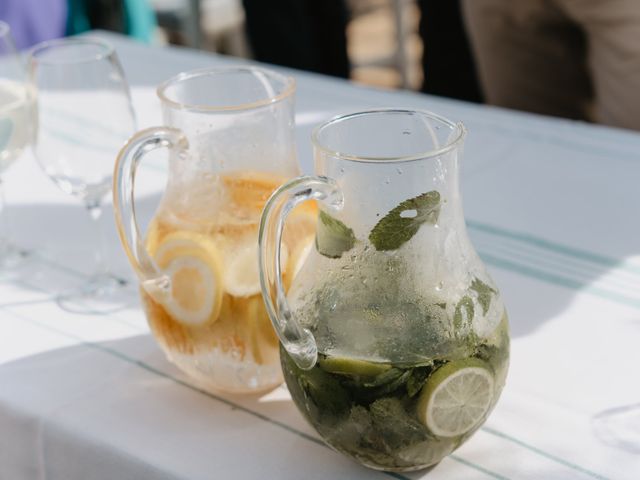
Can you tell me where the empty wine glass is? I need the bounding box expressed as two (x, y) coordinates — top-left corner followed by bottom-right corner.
(28, 37), (136, 313)
(0, 21), (31, 274)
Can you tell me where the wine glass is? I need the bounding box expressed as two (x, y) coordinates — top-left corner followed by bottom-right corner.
(0, 21), (31, 274)
(28, 38), (136, 313)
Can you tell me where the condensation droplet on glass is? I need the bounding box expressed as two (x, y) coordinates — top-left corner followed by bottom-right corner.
(402, 130), (411, 135)
(396, 167), (403, 175)
(384, 177), (391, 185)
(435, 281), (444, 291)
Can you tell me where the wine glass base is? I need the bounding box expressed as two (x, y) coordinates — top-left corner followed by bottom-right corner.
(56, 273), (136, 315)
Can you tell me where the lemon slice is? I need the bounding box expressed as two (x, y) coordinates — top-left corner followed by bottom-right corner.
(417, 358), (494, 437)
(154, 232), (224, 327)
(284, 237), (314, 291)
(289, 240), (312, 280)
(222, 170), (283, 211)
(282, 201), (317, 290)
(283, 201), (318, 248)
(224, 238), (289, 297)
(239, 295), (279, 365)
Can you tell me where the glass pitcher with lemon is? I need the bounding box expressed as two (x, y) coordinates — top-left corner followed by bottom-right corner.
(259, 110), (509, 470)
(114, 67), (315, 393)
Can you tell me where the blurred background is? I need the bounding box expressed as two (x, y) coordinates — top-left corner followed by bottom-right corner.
(0, 0), (480, 95)
(3, 0), (640, 130)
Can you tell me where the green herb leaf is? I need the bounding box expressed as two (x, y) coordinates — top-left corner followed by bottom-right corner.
(341, 367), (412, 403)
(315, 210), (356, 258)
(369, 191), (441, 251)
(362, 367), (405, 388)
(377, 370), (413, 397)
(295, 366), (350, 414)
(470, 278), (497, 315)
(454, 295), (474, 330)
(406, 365), (433, 397)
(369, 398), (428, 446)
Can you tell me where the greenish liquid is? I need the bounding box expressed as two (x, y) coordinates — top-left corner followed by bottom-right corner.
(281, 314), (509, 472)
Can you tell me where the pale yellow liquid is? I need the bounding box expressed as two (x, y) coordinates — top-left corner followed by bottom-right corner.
(0, 80), (30, 173)
(142, 170), (316, 393)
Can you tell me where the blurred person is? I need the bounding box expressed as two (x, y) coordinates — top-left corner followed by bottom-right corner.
(0, 0), (156, 50)
(242, 0), (350, 78)
(0, 0), (67, 50)
(418, 0), (482, 102)
(462, 0), (640, 130)
(67, 0), (156, 43)
(243, 0), (481, 102)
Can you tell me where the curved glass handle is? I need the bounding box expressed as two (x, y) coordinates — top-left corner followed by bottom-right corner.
(112, 126), (188, 300)
(258, 175), (344, 370)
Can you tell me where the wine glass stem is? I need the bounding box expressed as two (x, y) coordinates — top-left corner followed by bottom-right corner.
(85, 200), (109, 279)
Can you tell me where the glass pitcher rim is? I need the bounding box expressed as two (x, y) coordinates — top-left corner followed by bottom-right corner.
(28, 37), (115, 65)
(311, 108), (466, 163)
(156, 65), (296, 113)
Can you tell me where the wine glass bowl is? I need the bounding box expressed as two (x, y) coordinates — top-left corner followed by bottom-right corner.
(30, 38), (135, 206)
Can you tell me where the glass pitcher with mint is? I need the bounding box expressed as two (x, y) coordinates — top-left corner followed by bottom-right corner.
(258, 109), (509, 471)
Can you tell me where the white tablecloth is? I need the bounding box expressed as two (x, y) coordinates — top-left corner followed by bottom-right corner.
(0, 32), (638, 480)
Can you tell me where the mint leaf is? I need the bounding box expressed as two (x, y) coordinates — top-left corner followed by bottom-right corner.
(368, 191), (441, 251)
(454, 295), (474, 330)
(406, 365), (432, 397)
(370, 370), (412, 397)
(362, 367), (404, 388)
(470, 278), (497, 315)
(369, 397), (427, 446)
(315, 210), (356, 258)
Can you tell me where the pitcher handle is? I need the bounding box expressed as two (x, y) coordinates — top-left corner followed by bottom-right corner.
(113, 127), (188, 300)
(258, 175), (344, 370)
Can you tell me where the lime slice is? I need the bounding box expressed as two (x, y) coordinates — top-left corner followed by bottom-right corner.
(318, 356), (392, 377)
(154, 232), (224, 327)
(417, 358), (494, 437)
